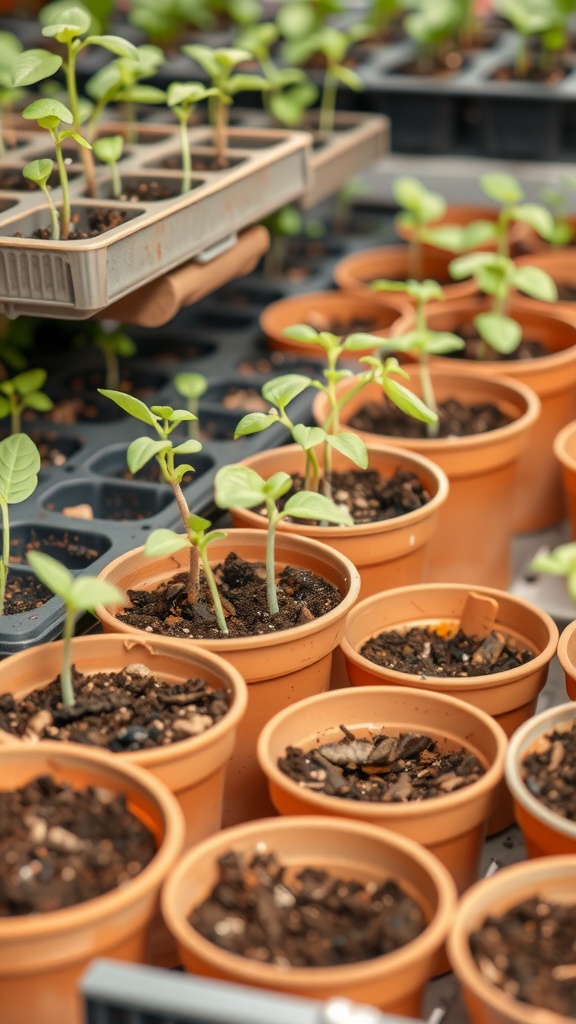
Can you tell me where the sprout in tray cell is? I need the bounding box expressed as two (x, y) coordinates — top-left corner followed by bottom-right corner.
(0, 433), (41, 615)
(0, 368), (54, 435)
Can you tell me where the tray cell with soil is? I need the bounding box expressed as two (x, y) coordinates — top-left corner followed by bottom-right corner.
(6, 523), (111, 569)
(41, 479), (175, 523)
(85, 445), (213, 487)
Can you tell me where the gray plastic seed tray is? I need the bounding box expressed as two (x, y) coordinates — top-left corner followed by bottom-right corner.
(0, 123), (312, 319)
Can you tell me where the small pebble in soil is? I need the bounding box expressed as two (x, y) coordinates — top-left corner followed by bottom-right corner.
(360, 625), (534, 678)
(190, 848), (426, 966)
(521, 720), (576, 822)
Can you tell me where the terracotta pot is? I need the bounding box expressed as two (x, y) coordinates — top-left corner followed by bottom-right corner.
(161, 815), (457, 1015)
(505, 701), (576, 858)
(448, 856), (576, 1024)
(553, 420), (576, 540)
(257, 685), (506, 895)
(228, 443), (449, 599)
(557, 617), (576, 700)
(0, 741), (184, 1024)
(395, 204), (532, 258)
(332, 244), (477, 307)
(313, 366), (540, 588)
(259, 289), (412, 360)
(408, 296), (576, 532)
(515, 241), (576, 298)
(341, 583), (558, 833)
(94, 529), (360, 827)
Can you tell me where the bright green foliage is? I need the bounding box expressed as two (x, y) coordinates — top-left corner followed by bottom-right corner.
(166, 81), (219, 192)
(0, 434), (40, 616)
(393, 176), (446, 279)
(530, 542), (576, 604)
(26, 550), (126, 705)
(402, 0), (473, 52)
(0, 32), (24, 155)
(353, 0), (402, 39)
(93, 133), (123, 197)
(214, 464), (352, 614)
(129, 0), (262, 47)
(0, 368), (53, 435)
(91, 325), (136, 389)
(281, 25), (362, 133)
(235, 22), (317, 127)
(173, 372), (208, 438)
(85, 44), (166, 130)
(494, 0), (574, 76)
(23, 158), (60, 241)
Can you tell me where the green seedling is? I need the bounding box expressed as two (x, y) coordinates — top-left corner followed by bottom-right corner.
(353, 0), (402, 41)
(21, 98), (92, 241)
(0, 434), (40, 616)
(94, 325), (136, 389)
(214, 464), (352, 615)
(370, 278), (464, 434)
(181, 45), (269, 168)
(166, 82), (219, 193)
(494, 0), (572, 78)
(0, 31), (24, 155)
(281, 25), (363, 134)
(529, 542), (576, 604)
(173, 372), (208, 438)
(0, 317), (34, 376)
(235, 22), (317, 127)
(93, 133), (123, 198)
(393, 176), (446, 279)
(276, 0), (344, 42)
(539, 183), (574, 246)
(85, 44), (166, 138)
(22, 159), (60, 241)
(26, 550), (126, 706)
(261, 204), (325, 278)
(449, 252), (557, 358)
(128, 0), (212, 48)
(0, 368), (54, 435)
(401, 0), (474, 70)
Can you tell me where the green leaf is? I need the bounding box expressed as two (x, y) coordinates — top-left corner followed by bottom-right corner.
(291, 423), (325, 450)
(283, 490), (353, 526)
(98, 388), (159, 426)
(227, 73), (270, 94)
(475, 312), (522, 355)
(26, 550), (73, 601)
(0, 397), (9, 419)
(22, 158), (54, 186)
(262, 373), (311, 409)
(12, 368), (47, 395)
(145, 528), (188, 558)
(12, 49), (62, 88)
(173, 371), (208, 399)
(25, 392), (53, 412)
(181, 43), (220, 79)
(117, 84), (167, 104)
(326, 430), (368, 469)
(342, 332), (383, 352)
(42, 4), (92, 39)
(282, 323), (319, 343)
(512, 265), (558, 302)
(234, 412), (277, 438)
(330, 64), (362, 91)
(59, 130), (92, 149)
(425, 331), (466, 355)
(448, 252), (497, 280)
(22, 97), (73, 124)
(509, 203), (555, 239)
(480, 172), (523, 205)
(70, 575), (126, 611)
(171, 439), (203, 455)
(214, 464), (266, 509)
(188, 514), (211, 533)
(93, 134), (123, 164)
(0, 434), (40, 504)
(85, 35), (139, 58)
(530, 543), (576, 576)
(384, 377), (438, 424)
(174, 463), (195, 482)
(167, 81), (215, 107)
(263, 471), (292, 500)
(127, 437), (169, 475)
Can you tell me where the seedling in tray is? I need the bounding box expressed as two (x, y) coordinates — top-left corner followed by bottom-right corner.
(0, 433), (41, 615)
(0, 368), (54, 435)
(281, 25), (363, 134)
(173, 372), (208, 438)
(401, 0), (474, 72)
(0, 30), (24, 155)
(26, 550), (126, 706)
(165, 82), (220, 192)
(93, 134), (124, 199)
(235, 22), (318, 128)
(494, 0), (572, 78)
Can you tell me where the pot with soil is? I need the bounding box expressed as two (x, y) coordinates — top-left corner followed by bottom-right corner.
(408, 296), (576, 532)
(313, 365), (540, 588)
(505, 701), (576, 859)
(448, 856), (576, 1024)
(515, 247), (576, 310)
(332, 244), (477, 307)
(395, 203), (533, 260)
(341, 584), (558, 833)
(553, 420), (576, 542)
(257, 684), (506, 895)
(161, 815), (457, 1015)
(0, 740), (184, 1024)
(93, 529), (360, 827)
(259, 290), (412, 360)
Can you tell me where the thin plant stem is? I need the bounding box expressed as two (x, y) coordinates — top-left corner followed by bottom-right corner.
(54, 138), (71, 241)
(215, 98), (228, 168)
(265, 500), (279, 615)
(66, 44), (96, 197)
(0, 498), (8, 614)
(177, 111), (192, 193)
(40, 182), (60, 241)
(103, 347), (119, 390)
(60, 604), (76, 706)
(199, 547), (228, 634)
(319, 69), (337, 134)
(110, 160), (121, 199)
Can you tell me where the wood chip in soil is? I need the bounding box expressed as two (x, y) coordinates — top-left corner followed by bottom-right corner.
(349, 397), (509, 438)
(360, 625), (534, 678)
(3, 574), (51, 614)
(278, 468), (431, 526)
(0, 774), (156, 915)
(470, 896), (576, 1018)
(117, 551), (342, 640)
(190, 848), (426, 967)
(521, 720), (576, 821)
(0, 664), (229, 751)
(279, 725), (485, 802)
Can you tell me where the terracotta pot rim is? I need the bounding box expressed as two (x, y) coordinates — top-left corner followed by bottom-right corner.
(553, 419), (576, 470)
(557, 618), (576, 677)
(162, 814), (456, 987)
(341, 582), (559, 691)
(0, 632), (248, 768)
(232, 443), (449, 538)
(95, 529), (361, 652)
(257, 684), (507, 820)
(447, 855), (576, 1024)
(0, 740), (184, 939)
(259, 288), (408, 331)
(505, 701), (576, 842)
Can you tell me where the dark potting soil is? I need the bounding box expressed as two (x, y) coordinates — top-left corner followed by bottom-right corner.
(300, 314), (380, 336)
(454, 323), (547, 360)
(349, 397), (509, 439)
(0, 774), (156, 916)
(65, 369), (163, 400)
(492, 63), (567, 85)
(470, 896), (576, 1018)
(9, 528), (101, 567)
(220, 387), (271, 412)
(280, 468), (432, 526)
(190, 848), (426, 967)
(279, 725), (485, 802)
(396, 52), (465, 76)
(117, 552), (342, 640)
(360, 625), (535, 678)
(28, 208), (129, 240)
(521, 720), (576, 822)
(557, 282), (576, 302)
(118, 180), (179, 202)
(3, 574), (51, 615)
(0, 664), (228, 752)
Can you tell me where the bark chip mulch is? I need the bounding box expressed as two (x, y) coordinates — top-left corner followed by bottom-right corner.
(359, 625), (535, 678)
(521, 720), (576, 822)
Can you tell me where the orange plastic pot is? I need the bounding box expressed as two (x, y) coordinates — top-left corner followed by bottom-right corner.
(94, 529), (360, 827)
(554, 420), (576, 540)
(333, 244), (477, 306)
(506, 701), (576, 858)
(557, 617), (576, 700)
(161, 815), (457, 1016)
(448, 856), (576, 1024)
(313, 366), (540, 588)
(0, 741), (184, 1024)
(257, 685), (506, 895)
(341, 583), (558, 832)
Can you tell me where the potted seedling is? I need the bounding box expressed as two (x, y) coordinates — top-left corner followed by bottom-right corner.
(173, 371), (208, 438)
(165, 81), (219, 192)
(493, 0), (571, 80)
(527, 541), (576, 606)
(401, 0), (474, 73)
(392, 176), (447, 279)
(0, 433), (41, 616)
(0, 368), (53, 434)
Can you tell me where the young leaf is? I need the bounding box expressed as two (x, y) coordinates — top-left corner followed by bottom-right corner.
(12, 49), (62, 88)
(85, 35), (139, 58)
(0, 434), (40, 504)
(512, 265), (558, 302)
(173, 371), (208, 399)
(425, 331), (466, 355)
(283, 490), (353, 525)
(144, 528), (188, 557)
(234, 412), (278, 437)
(26, 549), (74, 601)
(282, 323), (319, 343)
(22, 97), (73, 123)
(474, 312), (522, 354)
(508, 203), (555, 239)
(384, 377), (439, 424)
(214, 464), (266, 508)
(291, 423), (326, 450)
(325, 431), (368, 469)
(127, 437), (169, 475)
(70, 575), (126, 610)
(262, 373), (311, 408)
(480, 172), (523, 205)
(98, 388), (159, 426)
(22, 158), (54, 185)
(93, 134), (123, 164)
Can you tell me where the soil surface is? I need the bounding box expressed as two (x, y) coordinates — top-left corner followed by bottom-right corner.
(220, 387), (270, 412)
(453, 323), (547, 360)
(0, 774), (156, 916)
(279, 725), (485, 802)
(3, 574), (51, 615)
(397, 52), (465, 76)
(493, 63), (567, 85)
(9, 528), (101, 568)
(359, 625), (535, 678)
(349, 397), (510, 438)
(299, 314), (381, 336)
(557, 282), (576, 302)
(118, 180), (180, 202)
(521, 720), (576, 821)
(190, 848), (426, 966)
(117, 552), (342, 640)
(470, 896), (576, 1017)
(277, 468), (432, 526)
(0, 664), (228, 752)
(65, 369), (165, 400)
(29, 208), (130, 240)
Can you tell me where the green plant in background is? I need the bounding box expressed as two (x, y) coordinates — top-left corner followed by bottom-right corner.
(0, 368), (54, 435)
(354, 0), (402, 41)
(448, 252), (558, 358)
(0, 31), (24, 155)
(0, 317), (35, 378)
(261, 204), (325, 278)
(26, 551), (126, 705)
(401, 0), (473, 71)
(539, 182), (574, 246)
(276, 0), (344, 42)
(166, 82), (219, 192)
(21, 98), (92, 240)
(234, 22), (318, 127)
(214, 464), (352, 614)
(493, 0), (575, 78)
(22, 159), (61, 240)
(93, 134), (123, 197)
(128, 0), (213, 47)
(529, 542), (576, 604)
(173, 372), (208, 438)
(0, 434), (40, 616)
(393, 176), (446, 279)
(281, 25), (363, 133)
(85, 44), (166, 136)
(93, 324), (136, 389)
(370, 278), (464, 434)
(181, 45), (269, 167)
